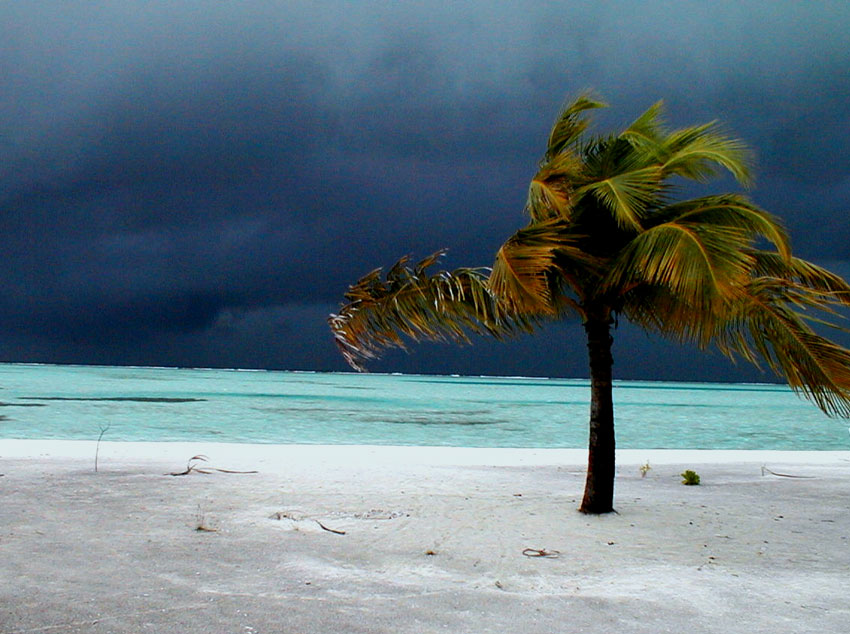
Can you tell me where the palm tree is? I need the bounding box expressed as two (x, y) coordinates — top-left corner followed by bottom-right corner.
(329, 95), (850, 514)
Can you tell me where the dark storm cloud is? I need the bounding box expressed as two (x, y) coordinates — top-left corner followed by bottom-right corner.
(1, 1), (848, 377)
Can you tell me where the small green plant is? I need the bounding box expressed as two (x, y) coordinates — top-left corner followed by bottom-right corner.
(681, 470), (701, 485)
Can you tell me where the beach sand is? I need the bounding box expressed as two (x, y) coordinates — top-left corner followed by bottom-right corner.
(2, 440), (849, 633)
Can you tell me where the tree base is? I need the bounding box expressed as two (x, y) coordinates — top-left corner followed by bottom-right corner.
(578, 504), (616, 515)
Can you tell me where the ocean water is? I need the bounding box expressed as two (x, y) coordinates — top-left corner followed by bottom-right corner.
(0, 363), (848, 450)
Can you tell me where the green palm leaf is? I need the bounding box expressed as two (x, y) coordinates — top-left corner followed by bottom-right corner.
(545, 94), (607, 159)
(574, 165), (663, 231)
(650, 195), (790, 259)
(329, 252), (533, 371)
(620, 100), (666, 150)
(605, 219), (753, 311)
(728, 280), (850, 416)
(750, 252), (850, 301)
(526, 153), (584, 221)
(490, 221), (603, 316)
(660, 122), (753, 185)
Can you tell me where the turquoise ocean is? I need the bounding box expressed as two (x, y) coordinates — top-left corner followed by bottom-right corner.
(0, 363), (848, 450)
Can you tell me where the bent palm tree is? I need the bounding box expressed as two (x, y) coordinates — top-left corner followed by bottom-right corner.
(329, 95), (850, 514)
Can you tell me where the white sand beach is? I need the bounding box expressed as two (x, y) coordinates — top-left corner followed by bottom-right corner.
(2, 440), (849, 633)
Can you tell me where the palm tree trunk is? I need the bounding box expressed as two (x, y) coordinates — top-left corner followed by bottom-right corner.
(579, 312), (616, 514)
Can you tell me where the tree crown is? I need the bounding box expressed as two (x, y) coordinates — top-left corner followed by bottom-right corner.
(330, 95), (850, 416)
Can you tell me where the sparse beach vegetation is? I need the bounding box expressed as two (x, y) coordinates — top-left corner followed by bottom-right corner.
(681, 469), (701, 485)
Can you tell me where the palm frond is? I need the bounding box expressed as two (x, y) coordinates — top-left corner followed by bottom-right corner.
(620, 100), (667, 150)
(604, 219), (755, 336)
(660, 122), (753, 186)
(621, 283), (725, 346)
(750, 252), (850, 302)
(545, 94), (607, 160)
(490, 221), (603, 316)
(525, 153), (584, 221)
(650, 195), (790, 259)
(329, 252), (534, 371)
(723, 279), (850, 416)
(574, 165), (663, 231)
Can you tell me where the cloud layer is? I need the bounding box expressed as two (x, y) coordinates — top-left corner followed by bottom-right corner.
(1, 2), (848, 378)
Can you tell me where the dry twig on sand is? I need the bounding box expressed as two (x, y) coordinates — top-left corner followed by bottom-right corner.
(94, 423), (110, 473)
(168, 455), (258, 476)
(761, 466), (816, 479)
(314, 520), (346, 535)
(269, 511), (346, 535)
(522, 548), (560, 558)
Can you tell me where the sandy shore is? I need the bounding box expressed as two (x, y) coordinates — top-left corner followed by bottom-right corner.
(2, 441), (849, 633)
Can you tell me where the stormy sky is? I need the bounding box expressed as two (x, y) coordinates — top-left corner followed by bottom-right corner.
(1, 1), (848, 381)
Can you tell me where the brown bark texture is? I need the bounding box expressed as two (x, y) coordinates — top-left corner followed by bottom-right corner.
(579, 314), (616, 514)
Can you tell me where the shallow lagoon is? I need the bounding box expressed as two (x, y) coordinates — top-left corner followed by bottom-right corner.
(0, 364), (847, 449)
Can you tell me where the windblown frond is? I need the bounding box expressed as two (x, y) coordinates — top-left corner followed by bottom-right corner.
(660, 122), (753, 186)
(750, 252), (850, 301)
(621, 264), (850, 416)
(545, 94), (607, 160)
(721, 279), (850, 416)
(607, 193), (789, 334)
(574, 166), (663, 231)
(650, 195), (790, 259)
(621, 283), (726, 346)
(620, 100), (666, 150)
(526, 153), (584, 221)
(490, 221), (602, 317)
(329, 252), (534, 371)
(606, 220), (753, 308)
